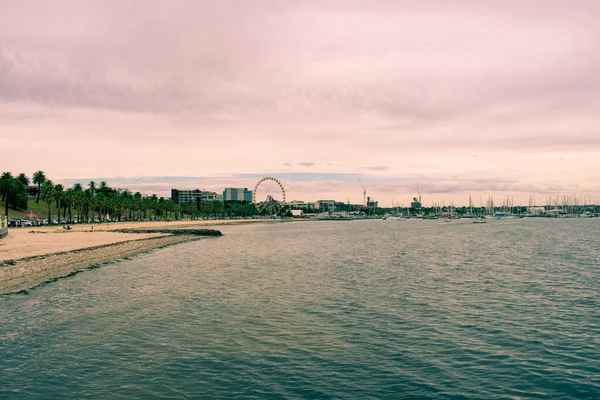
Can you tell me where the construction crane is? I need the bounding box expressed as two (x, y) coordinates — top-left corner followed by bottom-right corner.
(358, 177), (367, 206)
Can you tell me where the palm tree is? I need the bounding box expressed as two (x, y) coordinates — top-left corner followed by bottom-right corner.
(1, 173), (29, 217)
(54, 184), (64, 223)
(98, 181), (112, 196)
(72, 183), (84, 222)
(1, 173), (14, 217)
(149, 194), (158, 220)
(120, 190), (132, 220)
(41, 180), (55, 224)
(88, 181), (96, 197)
(32, 171), (46, 203)
(0, 172), (13, 203)
(133, 192), (142, 220)
(17, 173), (30, 187)
(63, 188), (74, 223)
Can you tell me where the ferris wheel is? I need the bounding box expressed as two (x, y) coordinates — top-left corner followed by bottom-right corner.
(253, 177), (286, 215)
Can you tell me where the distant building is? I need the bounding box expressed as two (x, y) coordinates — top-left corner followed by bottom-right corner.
(290, 209), (304, 217)
(410, 197), (422, 209)
(334, 202), (351, 212)
(171, 189), (223, 204)
(317, 200), (336, 213)
(289, 201), (318, 210)
(223, 188), (252, 202)
(171, 189), (200, 204)
(200, 192), (223, 203)
(366, 197), (379, 209)
(27, 185), (39, 199)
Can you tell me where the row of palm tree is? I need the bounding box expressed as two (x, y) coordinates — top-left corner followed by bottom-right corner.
(39, 180), (184, 224)
(3, 170), (263, 222)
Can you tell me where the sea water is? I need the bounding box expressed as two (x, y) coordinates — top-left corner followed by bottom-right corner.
(1, 219), (599, 399)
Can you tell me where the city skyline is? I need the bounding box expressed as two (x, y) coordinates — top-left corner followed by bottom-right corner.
(2, 1), (599, 206)
(57, 174), (597, 208)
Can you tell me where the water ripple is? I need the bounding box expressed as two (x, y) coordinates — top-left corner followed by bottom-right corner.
(1, 219), (599, 399)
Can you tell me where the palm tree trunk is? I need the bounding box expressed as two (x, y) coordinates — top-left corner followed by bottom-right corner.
(47, 204), (52, 225)
(57, 199), (61, 222)
(36, 184), (41, 203)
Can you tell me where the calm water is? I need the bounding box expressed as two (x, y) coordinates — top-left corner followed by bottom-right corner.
(1, 219), (599, 399)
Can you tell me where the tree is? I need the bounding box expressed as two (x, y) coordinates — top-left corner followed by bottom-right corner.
(17, 173), (30, 187)
(41, 180), (55, 224)
(32, 171), (46, 203)
(185, 201), (198, 219)
(0, 172), (28, 217)
(0, 172), (12, 203)
(54, 184), (65, 222)
(72, 183), (84, 222)
(88, 181), (96, 197)
(63, 188), (75, 222)
(1, 173), (14, 217)
(133, 192), (142, 220)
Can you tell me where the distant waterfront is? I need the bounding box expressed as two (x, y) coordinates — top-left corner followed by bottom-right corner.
(2, 218), (599, 399)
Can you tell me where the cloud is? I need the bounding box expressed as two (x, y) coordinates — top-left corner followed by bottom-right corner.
(366, 166), (388, 171)
(1, 0), (600, 205)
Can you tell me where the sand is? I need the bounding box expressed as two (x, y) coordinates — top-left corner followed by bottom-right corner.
(0, 220), (242, 294)
(0, 235), (200, 294)
(0, 231), (166, 262)
(0, 218), (278, 295)
(0, 218), (273, 262)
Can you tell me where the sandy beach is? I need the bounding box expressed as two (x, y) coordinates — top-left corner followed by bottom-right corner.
(0, 219), (275, 295)
(0, 218), (275, 262)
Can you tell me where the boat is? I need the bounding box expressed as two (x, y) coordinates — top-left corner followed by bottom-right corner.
(473, 217), (487, 224)
(442, 205), (456, 222)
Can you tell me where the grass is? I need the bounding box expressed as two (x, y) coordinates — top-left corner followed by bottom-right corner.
(1, 199), (61, 219)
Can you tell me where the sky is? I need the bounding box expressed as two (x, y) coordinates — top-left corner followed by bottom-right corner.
(2, 0), (599, 206)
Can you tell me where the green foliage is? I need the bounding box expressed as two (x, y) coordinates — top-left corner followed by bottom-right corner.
(0, 172), (29, 216)
(41, 180), (55, 223)
(16, 173), (30, 187)
(32, 170), (46, 203)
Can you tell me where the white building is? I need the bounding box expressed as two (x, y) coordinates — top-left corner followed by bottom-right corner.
(290, 209), (304, 217)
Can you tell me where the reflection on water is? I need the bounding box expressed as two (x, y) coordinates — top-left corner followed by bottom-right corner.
(1, 219), (599, 399)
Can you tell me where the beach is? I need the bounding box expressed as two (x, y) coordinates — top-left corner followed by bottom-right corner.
(0, 219), (277, 295)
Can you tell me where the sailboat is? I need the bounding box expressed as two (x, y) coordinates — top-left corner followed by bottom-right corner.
(443, 205), (454, 222)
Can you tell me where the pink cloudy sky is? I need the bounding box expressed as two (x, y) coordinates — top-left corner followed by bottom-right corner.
(2, 0), (599, 206)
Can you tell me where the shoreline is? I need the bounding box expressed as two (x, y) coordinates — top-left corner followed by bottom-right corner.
(0, 218), (282, 261)
(0, 234), (208, 295)
(0, 219), (241, 295)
